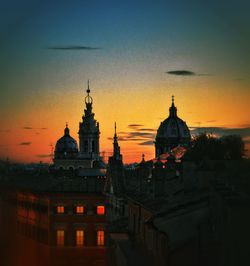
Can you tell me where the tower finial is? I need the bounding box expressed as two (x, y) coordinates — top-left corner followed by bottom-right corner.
(115, 122), (117, 136)
(169, 95), (177, 117)
(85, 80), (93, 104)
(66, 122), (68, 128)
(87, 80), (90, 94)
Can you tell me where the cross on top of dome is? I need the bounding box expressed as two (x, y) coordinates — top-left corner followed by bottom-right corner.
(85, 80), (93, 104)
(169, 95), (177, 117)
(64, 122), (70, 135)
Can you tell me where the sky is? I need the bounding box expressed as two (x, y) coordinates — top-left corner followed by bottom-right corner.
(0, 0), (249, 163)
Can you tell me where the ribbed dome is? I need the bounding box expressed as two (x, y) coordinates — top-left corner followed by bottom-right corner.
(157, 117), (190, 139)
(54, 124), (78, 159)
(155, 97), (190, 157)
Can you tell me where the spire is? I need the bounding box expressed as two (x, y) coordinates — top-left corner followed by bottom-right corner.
(113, 122), (122, 160)
(113, 122), (118, 144)
(169, 95), (177, 117)
(114, 122), (117, 138)
(64, 122), (70, 135)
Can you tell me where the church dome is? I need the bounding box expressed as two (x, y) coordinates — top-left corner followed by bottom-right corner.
(54, 124), (78, 159)
(155, 96), (190, 157)
(157, 116), (190, 139)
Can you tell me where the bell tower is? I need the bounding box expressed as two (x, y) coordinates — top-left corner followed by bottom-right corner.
(78, 81), (100, 159)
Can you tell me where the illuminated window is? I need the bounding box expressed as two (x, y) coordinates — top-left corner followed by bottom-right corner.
(57, 206), (64, 214)
(97, 230), (104, 246)
(57, 230), (64, 246)
(76, 206), (84, 214)
(97, 205), (105, 215)
(76, 230), (85, 246)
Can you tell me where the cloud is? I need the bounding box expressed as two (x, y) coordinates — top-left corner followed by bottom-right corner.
(138, 140), (154, 146)
(112, 124), (157, 145)
(206, 120), (217, 123)
(129, 132), (155, 138)
(23, 127), (48, 130)
(128, 124), (144, 129)
(166, 70), (210, 76)
(47, 46), (101, 50)
(137, 128), (156, 132)
(19, 142), (32, 146)
(190, 126), (250, 137)
(0, 129), (10, 133)
(36, 154), (51, 158)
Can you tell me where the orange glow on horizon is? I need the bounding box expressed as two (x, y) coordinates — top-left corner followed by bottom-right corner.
(0, 80), (249, 163)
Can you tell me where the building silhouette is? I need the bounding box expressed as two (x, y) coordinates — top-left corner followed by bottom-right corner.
(155, 96), (190, 157)
(54, 81), (105, 172)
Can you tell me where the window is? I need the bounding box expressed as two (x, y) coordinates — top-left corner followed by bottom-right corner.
(76, 206), (85, 214)
(57, 230), (64, 246)
(97, 205), (105, 215)
(97, 230), (104, 246)
(57, 206), (64, 214)
(76, 230), (84, 246)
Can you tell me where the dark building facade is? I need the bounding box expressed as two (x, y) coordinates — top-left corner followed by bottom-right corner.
(0, 177), (110, 266)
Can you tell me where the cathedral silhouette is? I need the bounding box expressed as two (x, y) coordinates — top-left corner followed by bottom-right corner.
(53, 81), (191, 172)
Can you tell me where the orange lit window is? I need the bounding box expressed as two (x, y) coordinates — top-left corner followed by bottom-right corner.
(97, 205), (105, 215)
(57, 230), (64, 246)
(57, 206), (64, 213)
(97, 230), (104, 246)
(76, 206), (84, 214)
(76, 230), (84, 246)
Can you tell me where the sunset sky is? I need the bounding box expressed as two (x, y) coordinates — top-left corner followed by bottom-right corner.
(0, 0), (249, 163)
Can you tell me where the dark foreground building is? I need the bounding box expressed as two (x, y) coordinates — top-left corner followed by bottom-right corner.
(105, 98), (250, 266)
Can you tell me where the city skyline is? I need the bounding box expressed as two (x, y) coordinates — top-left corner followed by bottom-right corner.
(0, 0), (249, 163)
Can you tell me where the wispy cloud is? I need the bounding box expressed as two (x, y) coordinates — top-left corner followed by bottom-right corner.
(137, 128), (156, 132)
(19, 142), (32, 146)
(166, 70), (210, 76)
(109, 124), (156, 145)
(47, 46), (101, 50)
(138, 140), (154, 146)
(23, 127), (48, 130)
(36, 154), (51, 158)
(206, 120), (217, 123)
(128, 124), (144, 129)
(190, 126), (250, 137)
